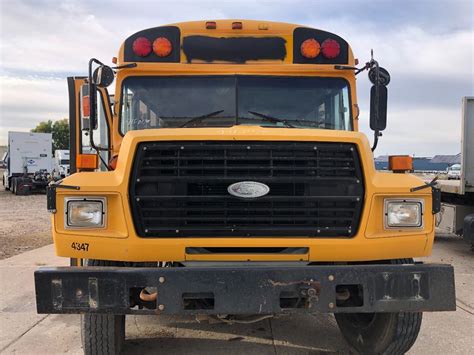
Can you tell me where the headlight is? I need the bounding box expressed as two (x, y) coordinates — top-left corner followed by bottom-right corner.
(384, 199), (423, 228)
(65, 197), (106, 228)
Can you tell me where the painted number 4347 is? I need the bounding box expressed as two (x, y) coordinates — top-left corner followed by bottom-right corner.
(71, 242), (89, 252)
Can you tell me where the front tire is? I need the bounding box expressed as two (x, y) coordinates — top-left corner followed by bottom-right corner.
(81, 259), (125, 355)
(335, 259), (422, 354)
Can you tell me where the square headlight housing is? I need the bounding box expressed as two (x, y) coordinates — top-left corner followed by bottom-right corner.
(384, 199), (423, 229)
(65, 197), (106, 229)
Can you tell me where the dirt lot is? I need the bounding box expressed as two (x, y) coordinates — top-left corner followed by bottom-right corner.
(0, 175), (51, 259)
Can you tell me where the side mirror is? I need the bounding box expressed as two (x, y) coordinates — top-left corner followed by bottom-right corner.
(370, 84), (388, 131)
(92, 65), (114, 88)
(368, 65), (390, 132)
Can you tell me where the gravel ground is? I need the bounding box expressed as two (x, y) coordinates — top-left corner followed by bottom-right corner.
(0, 170), (51, 259)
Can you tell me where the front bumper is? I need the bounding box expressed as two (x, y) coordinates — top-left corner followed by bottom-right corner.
(35, 263), (455, 315)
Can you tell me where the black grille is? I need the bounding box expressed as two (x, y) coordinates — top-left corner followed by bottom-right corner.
(129, 141), (364, 238)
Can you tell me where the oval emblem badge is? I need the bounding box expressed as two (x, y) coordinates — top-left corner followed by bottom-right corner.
(227, 181), (270, 198)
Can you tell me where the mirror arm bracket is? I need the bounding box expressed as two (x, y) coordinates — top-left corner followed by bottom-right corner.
(371, 131), (382, 152)
(334, 59), (379, 76)
(113, 63), (137, 70)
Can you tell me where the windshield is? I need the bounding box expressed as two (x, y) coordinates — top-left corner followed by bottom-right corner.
(60, 159), (70, 165)
(120, 76), (352, 133)
(449, 164), (461, 171)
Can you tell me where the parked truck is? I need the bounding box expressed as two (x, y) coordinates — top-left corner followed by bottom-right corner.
(53, 149), (71, 178)
(34, 20), (456, 354)
(2, 131), (52, 195)
(435, 97), (474, 248)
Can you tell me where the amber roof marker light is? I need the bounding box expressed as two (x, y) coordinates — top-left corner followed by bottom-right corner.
(232, 22), (243, 30)
(205, 21), (217, 29)
(300, 38), (321, 58)
(153, 37), (172, 57)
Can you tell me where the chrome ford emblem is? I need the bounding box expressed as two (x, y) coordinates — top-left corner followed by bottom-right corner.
(227, 181), (270, 198)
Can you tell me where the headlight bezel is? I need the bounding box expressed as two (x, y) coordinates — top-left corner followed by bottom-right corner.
(64, 197), (107, 229)
(384, 198), (424, 229)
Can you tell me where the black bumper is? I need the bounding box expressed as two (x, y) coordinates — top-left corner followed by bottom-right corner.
(35, 263), (456, 315)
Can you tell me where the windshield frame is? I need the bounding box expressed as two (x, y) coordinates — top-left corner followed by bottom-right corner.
(118, 75), (353, 136)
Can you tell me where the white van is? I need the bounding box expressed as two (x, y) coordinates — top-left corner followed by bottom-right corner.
(53, 150), (70, 178)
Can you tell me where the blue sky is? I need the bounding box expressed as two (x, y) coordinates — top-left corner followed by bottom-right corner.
(0, 0), (472, 156)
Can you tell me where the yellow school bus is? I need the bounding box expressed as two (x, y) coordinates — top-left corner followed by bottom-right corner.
(35, 20), (455, 354)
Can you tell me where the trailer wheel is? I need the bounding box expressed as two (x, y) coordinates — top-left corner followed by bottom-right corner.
(15, 178), (30, 196)
(11, 178), (17, 194)
(335, 259), (422, 355)
(3, 176), (9, 191)
(81, 259), (125, 355)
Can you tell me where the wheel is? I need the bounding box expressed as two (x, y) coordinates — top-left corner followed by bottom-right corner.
(335, 259), (422, 354)
(2, 176), (9, 191)
(15, 179), (30, 196)
(11, 178), (17, 194)
(81, 259), (125, 355)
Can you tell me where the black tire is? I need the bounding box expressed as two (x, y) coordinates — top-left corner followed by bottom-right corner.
(12, 178), (17, 194)
(335, 259), (423, 355)
(81, 259), (125, 355)
(15, 179), (29, 196)
(3, 176), (9, 191)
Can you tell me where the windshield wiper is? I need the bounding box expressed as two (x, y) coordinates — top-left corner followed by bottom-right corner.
(179, 110), (224, 128)
(246, 111), (295, 128)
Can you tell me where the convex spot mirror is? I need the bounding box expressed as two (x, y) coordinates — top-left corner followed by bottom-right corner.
(369, 67), (391, 86)
(92, 65), (114, 88)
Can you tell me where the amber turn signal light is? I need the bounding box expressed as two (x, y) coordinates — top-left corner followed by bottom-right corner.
(153, 37), (172, 57)
(300, 38), (321, 59)
(389, 155), (413, 173)
(81, 95), (90, 118)
(77, 154), (98, 171)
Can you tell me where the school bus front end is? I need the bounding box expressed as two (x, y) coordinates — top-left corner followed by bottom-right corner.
(35, 20), (455, 354)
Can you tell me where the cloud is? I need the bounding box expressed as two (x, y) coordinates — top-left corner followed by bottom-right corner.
(358, 106), (463, 157)
(0, 1), (118, 74)
(0, 76), (67, 133)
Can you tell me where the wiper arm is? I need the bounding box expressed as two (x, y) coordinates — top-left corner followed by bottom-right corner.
(180, 110), (224, 128)
(247, 111), (295, 128)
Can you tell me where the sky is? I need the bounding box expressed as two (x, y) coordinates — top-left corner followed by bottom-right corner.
(0, 0), (472, 156)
